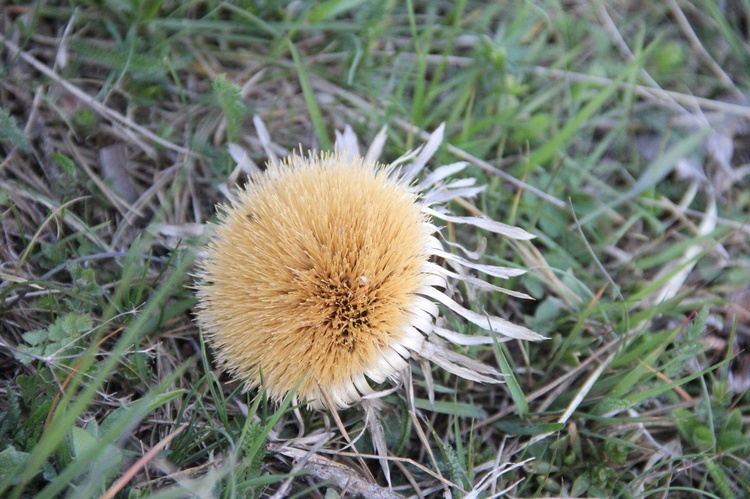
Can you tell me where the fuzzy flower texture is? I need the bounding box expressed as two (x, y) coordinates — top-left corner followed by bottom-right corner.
(196, 122), (545, 409)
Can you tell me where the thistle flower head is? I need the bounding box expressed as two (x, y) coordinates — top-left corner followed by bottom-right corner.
(196, 122), (544, 409)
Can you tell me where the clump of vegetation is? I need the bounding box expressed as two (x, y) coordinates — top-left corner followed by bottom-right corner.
(1, 1), (749, 497)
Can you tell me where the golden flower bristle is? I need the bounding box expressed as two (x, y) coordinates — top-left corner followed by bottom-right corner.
(197, 121), (545, 411)
(196, 153), (433, 408)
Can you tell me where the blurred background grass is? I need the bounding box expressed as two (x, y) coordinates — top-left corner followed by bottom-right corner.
(1, 1), (749, 497)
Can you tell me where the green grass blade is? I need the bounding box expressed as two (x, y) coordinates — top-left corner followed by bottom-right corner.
(578, 127), (710, 226)
(286, 38), (331, 151)
(494, 343), (528, 417)
(525, 56), (645, 170)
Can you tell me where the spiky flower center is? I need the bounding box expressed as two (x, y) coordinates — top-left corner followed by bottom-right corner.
(196, 153), (432, 407)
(308, 274), (372, 352)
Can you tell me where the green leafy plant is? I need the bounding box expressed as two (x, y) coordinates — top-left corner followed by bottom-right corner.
(213, 73), (247, 144)
(14, 313), (92, 366)
(0, 107), (31, 152)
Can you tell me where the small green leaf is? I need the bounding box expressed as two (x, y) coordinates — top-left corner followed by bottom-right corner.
(21, 330), (48, 347)
(439, 442), (469, 490)
(50, 153), (77, 177)
(722, 408), (743, 434)
(41, 461), (57, 482)
(0, 447), (29, 485)
(308, 0), (370, 22)
(412, 398), (487, 419)
(59, 313), (93, 339)
(596, 397), (630, 414)
(529, 297), (564, 335)
(571, 470), (591, 497)
(693, 426), (715, 452)
(16, 375), (37, 403)
(0, 107), (31, 152)
(13, 350), (36, 366)
(212, 73), (246, 144)
(717, 430), (746, 453)
(68, 427), (97, 460)
(240, 420), (266, 479)
(672, 408), (693, 432)
(86, 420), (99, 440)
(494, 420), (566, 436)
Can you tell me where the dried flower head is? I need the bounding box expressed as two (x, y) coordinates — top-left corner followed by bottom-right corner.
(195, 122), (544, 409)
